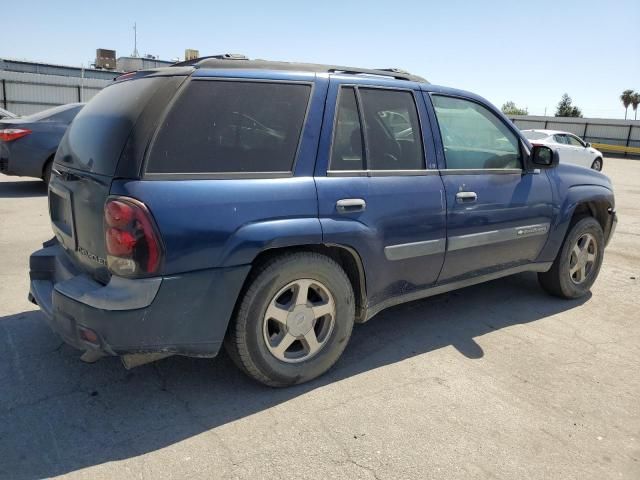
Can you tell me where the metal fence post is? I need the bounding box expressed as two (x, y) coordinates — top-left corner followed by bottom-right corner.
(77, 85), (82, 103)
(1, 79), (6, 109)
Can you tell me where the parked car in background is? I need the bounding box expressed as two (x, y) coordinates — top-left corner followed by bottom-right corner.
(0, 107), (18, 120)
(521, 129), (604, 171)
(29, 57), (616, 387)
(0, 103), (84, 184)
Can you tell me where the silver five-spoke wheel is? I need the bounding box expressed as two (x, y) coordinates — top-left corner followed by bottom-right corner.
(569, 233), (597, 284)
(263, 279), (336, 363)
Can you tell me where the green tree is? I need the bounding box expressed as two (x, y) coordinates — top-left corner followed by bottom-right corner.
(555, 93), (582, 118)
(620, 89), (635, 120)
(631, 92), (640, 121)
(501, 101), (529, 116)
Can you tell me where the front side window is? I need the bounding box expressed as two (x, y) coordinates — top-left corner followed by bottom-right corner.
(330, 87), (424, 171)
(567, 135), (584, 147)
(432, 95), (521, 169)
(147, 80), (311, 174)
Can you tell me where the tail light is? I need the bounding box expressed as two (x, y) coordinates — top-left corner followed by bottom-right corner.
(0, 128), (32, 142)
(104, 197), (163, 277)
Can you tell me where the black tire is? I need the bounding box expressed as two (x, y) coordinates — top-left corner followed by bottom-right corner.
(538, 217), (604, 299)
(225, 252), (355, 387)
(42, 159), (53, 185)
(591, 157), (603, 171)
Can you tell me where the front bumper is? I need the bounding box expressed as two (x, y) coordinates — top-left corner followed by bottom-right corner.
(29, 241), (250, 358)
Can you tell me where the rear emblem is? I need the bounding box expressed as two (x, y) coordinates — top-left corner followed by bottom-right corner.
(77, 246), (107, 265)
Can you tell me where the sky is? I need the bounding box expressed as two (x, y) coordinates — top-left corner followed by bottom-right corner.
(2, 0), (639, 119)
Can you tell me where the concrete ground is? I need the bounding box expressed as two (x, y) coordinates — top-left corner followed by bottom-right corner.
(0, 157), (638, 480)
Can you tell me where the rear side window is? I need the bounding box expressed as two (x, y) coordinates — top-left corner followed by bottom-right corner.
(330, 87), (424, 171)
(522, 131), (548, 141)
(147, 80), (311, 174)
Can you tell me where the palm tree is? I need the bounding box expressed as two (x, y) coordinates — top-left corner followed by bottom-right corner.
(620, 89), (635, 119)
(632, 93), (640, 121)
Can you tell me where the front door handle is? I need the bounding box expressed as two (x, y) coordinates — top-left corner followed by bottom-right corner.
(336, 198), (366, 213)
(456, 191), (477, 203)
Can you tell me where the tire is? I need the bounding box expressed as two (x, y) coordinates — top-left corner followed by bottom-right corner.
(591, 157), (603, 171)
(538, 217), (604, 299)
(225, 252), (355, 387)
(42, 159), (53, 185)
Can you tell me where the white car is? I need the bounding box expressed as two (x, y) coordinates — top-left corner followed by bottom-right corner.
(521, 129), (604, 171)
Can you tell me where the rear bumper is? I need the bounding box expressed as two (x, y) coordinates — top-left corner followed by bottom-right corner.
(29, 241), (250, 358)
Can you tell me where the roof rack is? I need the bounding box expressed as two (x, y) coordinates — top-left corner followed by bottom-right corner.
(171, 53), (248, 67)
(171, 55), (428, 83)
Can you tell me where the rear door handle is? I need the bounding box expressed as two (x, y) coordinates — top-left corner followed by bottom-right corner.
(456, 191), (477, 203)
(336, 198), (366, 213)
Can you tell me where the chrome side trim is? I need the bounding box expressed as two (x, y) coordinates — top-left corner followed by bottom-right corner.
(448, 223), (550, 251)
(440, 168), (522, 175)
(363, 262), (553, 322)
(384, 238), (446, 261)
(326, 169), (439, 177)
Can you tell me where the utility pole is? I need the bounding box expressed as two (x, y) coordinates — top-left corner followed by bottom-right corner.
(132, 23), (139, 57)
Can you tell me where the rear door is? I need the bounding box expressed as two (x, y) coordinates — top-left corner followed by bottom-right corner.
(427, 94), (553, 282)
(49, 75), (185, 282)
(315, 78), (446, 308)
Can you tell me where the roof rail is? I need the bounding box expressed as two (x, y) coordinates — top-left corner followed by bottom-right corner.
(171, 53), (248, 67)
(171, 56), (428, 83)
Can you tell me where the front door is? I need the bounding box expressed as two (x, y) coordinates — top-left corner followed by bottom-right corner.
(427, 94), (554, 282)
(315, 78), (447, 308)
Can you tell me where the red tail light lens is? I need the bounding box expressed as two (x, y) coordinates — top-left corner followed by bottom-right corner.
(104, 198), (163, 276)
(0, 128), (32, 142)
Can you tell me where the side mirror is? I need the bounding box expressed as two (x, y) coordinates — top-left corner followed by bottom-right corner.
(585, 142), (592, 148)
(530, 145), (559, 169)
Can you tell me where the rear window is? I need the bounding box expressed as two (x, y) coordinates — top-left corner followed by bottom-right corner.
(57, 78), (168, 175)
(522, 131), (549, 141)
(146, 80), (311, 175)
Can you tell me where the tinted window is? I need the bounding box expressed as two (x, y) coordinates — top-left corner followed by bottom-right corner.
(58, 78), (169, 175)
(359, 89), (424, 170)
(567, 135), (584, 147)
(553, 134), (568, 144)
(432, 95), (521, 169)
(330, 88), (364, 170)
(147, 81), (311, 174)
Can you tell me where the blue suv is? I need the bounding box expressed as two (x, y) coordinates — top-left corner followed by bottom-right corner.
(29, 56), (617, 386)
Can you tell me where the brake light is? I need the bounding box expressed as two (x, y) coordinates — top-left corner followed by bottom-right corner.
(0, 128), (32, 142)
(104, 198), (163, 276)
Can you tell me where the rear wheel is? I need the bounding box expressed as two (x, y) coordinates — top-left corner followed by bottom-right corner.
(591, 157), (603, 171)
(538, 217), (604, 298)
(225, 252), (355, 387)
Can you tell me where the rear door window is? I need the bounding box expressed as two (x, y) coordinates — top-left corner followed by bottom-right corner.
(329, 87), (424, 171)
(146, 80), (311, 175)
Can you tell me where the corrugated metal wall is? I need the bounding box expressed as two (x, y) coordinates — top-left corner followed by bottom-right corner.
(509, 115), (640, 150)
(0, 70), (113, 116)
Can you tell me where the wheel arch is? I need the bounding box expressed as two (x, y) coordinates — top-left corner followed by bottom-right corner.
(538, 185), (615, 262)
(247, 244), (368, 322)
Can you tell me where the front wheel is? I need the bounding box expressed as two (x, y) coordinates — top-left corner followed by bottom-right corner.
(591, 157), (603, 171)
(225, 252), (355, 387)
(538, 217), (604, 299)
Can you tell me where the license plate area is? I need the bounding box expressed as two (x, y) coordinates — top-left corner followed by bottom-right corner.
(49, 183), (76, 251)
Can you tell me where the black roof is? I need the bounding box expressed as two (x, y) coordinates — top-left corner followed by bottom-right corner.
(171, 54), (428, 83)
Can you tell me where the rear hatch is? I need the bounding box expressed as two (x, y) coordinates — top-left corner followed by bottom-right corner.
(49, 73), (188, 283)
